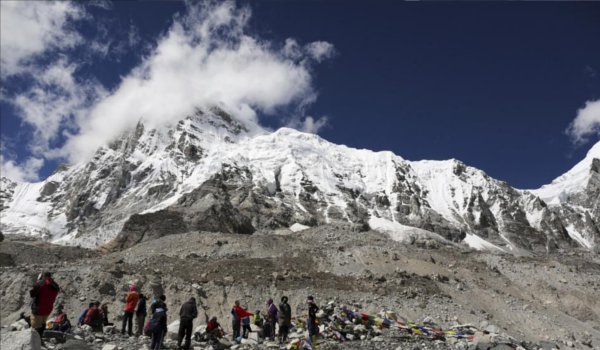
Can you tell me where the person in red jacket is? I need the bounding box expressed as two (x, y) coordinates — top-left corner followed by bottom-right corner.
(30, 272), (60, 337)
(122, 285), (140, 336)
(231, 300), (253, 340)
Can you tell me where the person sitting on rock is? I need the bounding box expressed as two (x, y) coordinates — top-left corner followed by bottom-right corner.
(177, 297), (198, 350)
(206, 316), (224, 341)
(84, 301), (104, 332)
(101, 303), (114, 326)
(78, 303), (94, 326)
(252, 310), (264, 328)
(50, 304), (71, 332)
(122, 284), (140, 336)
(30, 271), (60, 338)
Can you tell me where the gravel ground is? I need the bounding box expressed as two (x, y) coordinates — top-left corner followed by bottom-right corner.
(1, 226), (599, 349)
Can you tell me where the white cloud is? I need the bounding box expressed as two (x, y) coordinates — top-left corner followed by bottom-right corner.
(566, 99), (600, 145)
(0, 1), (83, 77)
(305, 41), (335, 62)
(287, 116), (329, 134)
(0, 155), (44, 182)
(11, 59), (106, 156)
(62, 1), (334, 162)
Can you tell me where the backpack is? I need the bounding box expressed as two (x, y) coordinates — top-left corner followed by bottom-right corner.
(148, 309), (165, 333)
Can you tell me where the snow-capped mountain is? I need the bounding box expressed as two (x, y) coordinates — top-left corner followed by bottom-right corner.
(1, 109), (598, 253)
(528, 142), (600, 249)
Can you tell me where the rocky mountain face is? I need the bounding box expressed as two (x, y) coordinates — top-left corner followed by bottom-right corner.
(529, 142), (600, 251)
(0, 109), (598, 253)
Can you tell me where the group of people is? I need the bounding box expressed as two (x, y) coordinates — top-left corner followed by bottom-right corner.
(27, 272), (321, 350)
(226, 295), (320, 347)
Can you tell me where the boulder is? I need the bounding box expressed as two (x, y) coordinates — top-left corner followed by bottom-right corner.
(10, 319), (30, 331)
(101, 345), (118, 350)
(1, 329), (42, 350)
(167, 320), (180, 340)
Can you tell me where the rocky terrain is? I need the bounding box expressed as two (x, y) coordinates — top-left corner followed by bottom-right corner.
(1, 225), (599, 349)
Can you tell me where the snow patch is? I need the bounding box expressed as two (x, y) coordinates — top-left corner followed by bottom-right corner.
(289, 223), (310, 232)
(463, 234), (505, 253)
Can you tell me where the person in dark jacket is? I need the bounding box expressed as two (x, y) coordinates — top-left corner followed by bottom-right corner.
(101, 303), (113, 326)
(177, 297), (198, 350)
(278, 296), (292, 343)
(135, 294), (147, 336)
(149, 305), (167, 350)
(307, 296), (320, 348)
(30, 272), (60, 337)
(265, 298), (278, 341)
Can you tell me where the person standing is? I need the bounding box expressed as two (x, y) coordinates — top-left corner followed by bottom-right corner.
(266, 298), (278, 341)
(278, 296), (292, 344)
(149, 304), (167, 350)
(30, 272), (60, 337)
(231, 300), (253, 340)
(135, 294), (148, 336)
(122, 285), (140, 336)
(177, 297), (198, 350)
(241, 311), (252, 339)
(307, 296), (319, 348)
(101, 303), (114, 326)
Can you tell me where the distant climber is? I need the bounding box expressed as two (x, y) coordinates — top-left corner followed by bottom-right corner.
(278, 296), (292, 343)
(177, 297), (198, 350)
(30, 272), (60, 337)
(122, 284), (140, 336)
(136, 293), (148, 336)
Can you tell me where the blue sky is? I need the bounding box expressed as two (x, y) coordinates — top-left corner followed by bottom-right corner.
(1, 1), (599, 188)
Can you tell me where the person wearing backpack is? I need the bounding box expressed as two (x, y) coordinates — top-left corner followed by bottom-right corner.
(78, 303), (94, 326)
(30, 272), (60, 337)
(122, 285), (140, 336)
(149, 305), (167, 350)
(266, 298), (278, 341)
(278, 296), (292, 344)
(135, 294), (148, 336)
(177, 297), (198, 350)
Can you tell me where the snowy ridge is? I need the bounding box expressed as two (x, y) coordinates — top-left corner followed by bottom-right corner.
(1, 111), (598, 252)
(531, 142), (600, 205)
